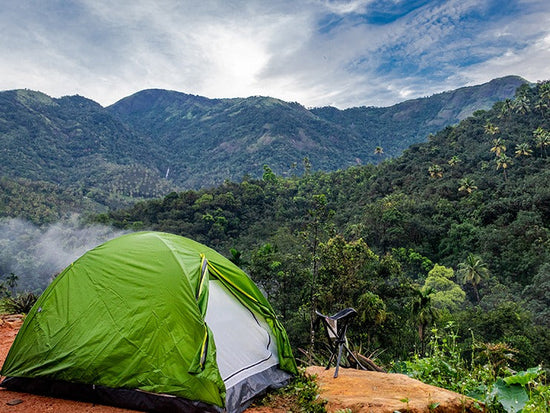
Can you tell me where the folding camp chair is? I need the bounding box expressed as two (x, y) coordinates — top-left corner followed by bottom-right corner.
(315, 308), (365, 378)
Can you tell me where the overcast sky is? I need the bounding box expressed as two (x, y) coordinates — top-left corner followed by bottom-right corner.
(2, 0), (550, 108)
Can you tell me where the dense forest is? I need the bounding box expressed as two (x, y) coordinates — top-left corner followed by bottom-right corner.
(0, 76), (523, 222)
(2, 79), (549, 410)
(94, 81), (550, 372)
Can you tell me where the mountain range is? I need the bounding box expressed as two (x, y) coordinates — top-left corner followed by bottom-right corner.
(0, 75), (526, 219)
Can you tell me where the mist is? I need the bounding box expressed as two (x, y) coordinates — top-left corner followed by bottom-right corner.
(0, 215), (129, 292)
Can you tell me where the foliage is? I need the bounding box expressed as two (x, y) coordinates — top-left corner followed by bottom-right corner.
(1, 292), (38, 314)
(423, 264), (465, 311)
(3, 80), (550, 399)
(251, 368), (327, 413)
(395, 324), (550, 413)
(1, 77), (524, 224)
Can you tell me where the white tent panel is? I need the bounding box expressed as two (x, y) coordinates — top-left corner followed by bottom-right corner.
(205, 280), (279, 390)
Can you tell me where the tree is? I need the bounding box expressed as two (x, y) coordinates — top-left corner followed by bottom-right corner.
(533, 127), (550, 157)
(356, 291), (387, 346)
(1, 273), (18, 297)
(411, 286), (438, 356)
(457, 254), (489, 304)
(490, 138), (506, 157)
(428, 164), (443, 178)
(498, 99), (514, 123)
(495, 153), (512, 180)
(534, 99), (548, 117)
(447, 156), (461, 167)
(513, 95), (531, 114)
(423, 264), (465, 312)
(262, 164), (277, 183)
(302, 193), (333, 362)
(514, 142), (533, 157)
(6, 273), (18, 294)
(523, 263), (550, 328)
(228, 248), (245, 266)
(458, 177), (477, 194)
(317, 235), (376, 311)
(484, 122), (500, 136)
(303, 156), (312, 175)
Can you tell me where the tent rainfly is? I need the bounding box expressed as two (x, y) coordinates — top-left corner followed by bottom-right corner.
(1, 231), (297, 413)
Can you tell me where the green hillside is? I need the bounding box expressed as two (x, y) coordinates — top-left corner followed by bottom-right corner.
(0, 89), (177, 218)
(0, 77), (525, 222)
(108, 90), (361, 188)
(311, 75), (526, 156)
(98, 80), (550, 369)
(109, 76), (526, 188)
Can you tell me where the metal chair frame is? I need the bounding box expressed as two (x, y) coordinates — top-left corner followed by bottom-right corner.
(315, 308), (364, 377)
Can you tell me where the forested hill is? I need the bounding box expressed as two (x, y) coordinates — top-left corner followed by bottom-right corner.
(108, 76), (525, 187)
(99, 81), (550, 367)
(0, 90), (177, 221)
(0, 76), (525, 223)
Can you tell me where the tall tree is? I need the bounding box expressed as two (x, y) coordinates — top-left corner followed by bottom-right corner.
(458, 177), (477, 194)
(411, 286), (438, 356)
(513, 95), (531, 114)
(533, 127), (550, 157)
(457, 254), (489, 304)
(514, 143), (533, 157)
(496, 153), (512, 180)
(303, 193), (333, 363)
(490, 138), (506, 157)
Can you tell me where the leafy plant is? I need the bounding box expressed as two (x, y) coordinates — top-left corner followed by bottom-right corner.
(2, 292), (38, 314)
(395, 324), (549, 412)
(251, 368), (327, 412)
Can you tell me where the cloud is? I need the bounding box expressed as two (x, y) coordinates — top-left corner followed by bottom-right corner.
(0, 0), (549, 108)
(0, 216), (128, 291)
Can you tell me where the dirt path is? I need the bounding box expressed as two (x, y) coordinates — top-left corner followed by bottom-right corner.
(1, 315), (481, 412)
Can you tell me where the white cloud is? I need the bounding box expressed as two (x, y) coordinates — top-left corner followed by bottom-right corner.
(1, 0), (549, 108)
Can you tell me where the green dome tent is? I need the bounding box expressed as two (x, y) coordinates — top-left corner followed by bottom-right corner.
(1, 231), (297, 413)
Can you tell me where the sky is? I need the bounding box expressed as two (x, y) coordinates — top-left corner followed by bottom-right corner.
(1, 0), (550, 109)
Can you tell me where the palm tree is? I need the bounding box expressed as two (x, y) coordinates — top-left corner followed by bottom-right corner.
(534, 99), (548, 117)
(458, 177), (477, 194)
(498, 99), (514, 124)
(484, 122), (500, 136)
(428, 164), (443, 178)
(533, 127), (550, 157)
(448, 156), (461, 167)
(457, 254), (489, 304)
(496, 154), (512, 180)
(514, 142), (533, 158)
(0, 282), (8, 298)
(411, 286), (438, 356)
(513, 96), (531, 115)
(490, 138), (506, 157)
(6, 273), (18, 296)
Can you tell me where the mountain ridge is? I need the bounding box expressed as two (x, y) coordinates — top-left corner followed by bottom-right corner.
(0, 75), (527, 221)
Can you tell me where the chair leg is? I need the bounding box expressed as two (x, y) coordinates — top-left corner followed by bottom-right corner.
(333, 341), (345, 378)
(325, 350), (335, 370)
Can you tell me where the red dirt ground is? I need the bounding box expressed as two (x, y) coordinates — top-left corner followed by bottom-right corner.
(1, 315), (481, 412)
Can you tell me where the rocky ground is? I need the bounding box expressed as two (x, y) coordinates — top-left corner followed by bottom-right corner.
(1, 315), (481, 412)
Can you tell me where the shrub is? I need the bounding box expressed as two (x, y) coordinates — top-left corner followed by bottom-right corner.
(2, 292), (38, 314)
(251, 368), (327, 412)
